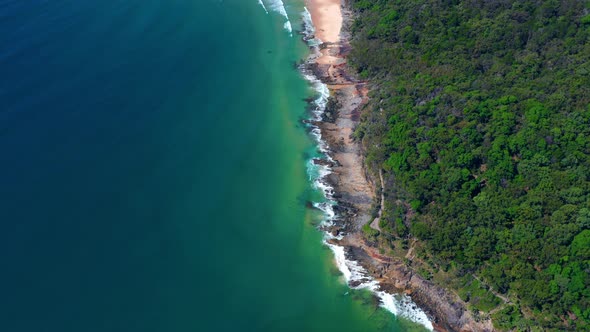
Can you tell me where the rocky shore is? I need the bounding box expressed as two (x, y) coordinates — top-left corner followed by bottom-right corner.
(305, 1), (494, 331)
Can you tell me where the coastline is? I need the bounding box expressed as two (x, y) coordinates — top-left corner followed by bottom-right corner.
(302, 1), (494, 331)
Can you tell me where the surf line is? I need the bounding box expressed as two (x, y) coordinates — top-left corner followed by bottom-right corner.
(258, 0), (293, 35)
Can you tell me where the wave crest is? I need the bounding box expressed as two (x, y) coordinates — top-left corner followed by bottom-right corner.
(259, 0), (292, 35)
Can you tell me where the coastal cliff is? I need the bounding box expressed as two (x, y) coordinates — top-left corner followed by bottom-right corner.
(305, 0), (493, 330)
(308, 0), (493, 331)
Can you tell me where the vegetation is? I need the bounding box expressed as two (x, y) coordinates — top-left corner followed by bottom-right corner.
(348, 0), (590, 330)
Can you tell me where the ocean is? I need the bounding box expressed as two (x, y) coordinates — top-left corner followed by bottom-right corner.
(0, 0), (429, 331)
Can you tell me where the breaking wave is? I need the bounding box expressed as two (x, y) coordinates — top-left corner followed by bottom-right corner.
(259, 0), (293, 35)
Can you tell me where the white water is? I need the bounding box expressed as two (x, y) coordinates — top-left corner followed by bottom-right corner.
(301, 7), (322, 47)
(257, 0), (268, 13)
(300, 8), (434, 331)
(259, 0), (293, 35)
(324, 236), (433, 330)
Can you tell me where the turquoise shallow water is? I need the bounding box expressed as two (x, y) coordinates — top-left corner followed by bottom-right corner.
(0, 0), (427, 331)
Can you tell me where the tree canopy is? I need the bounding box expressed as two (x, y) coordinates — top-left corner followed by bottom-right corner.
(349, 0), (590, 329)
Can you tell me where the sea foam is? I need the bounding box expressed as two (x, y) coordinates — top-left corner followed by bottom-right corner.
(300, 9), (434, 331)
(301, 7), (322, 47)
(324, 236), (434, 330)
(260, 0), (293, 35)
(257, 0), (268, 13)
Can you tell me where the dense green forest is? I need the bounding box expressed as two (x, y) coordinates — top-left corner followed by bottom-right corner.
(348, 0), (590, 330)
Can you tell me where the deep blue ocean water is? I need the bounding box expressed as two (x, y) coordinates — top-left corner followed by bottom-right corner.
(0, 1), (428, 331)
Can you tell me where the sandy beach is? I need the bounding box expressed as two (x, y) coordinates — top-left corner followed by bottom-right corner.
(306, 0), (342, 43)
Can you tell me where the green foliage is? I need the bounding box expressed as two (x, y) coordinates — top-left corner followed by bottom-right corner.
(457, 276), (501, 312)
(349, 0), (590, 330)
(491, 305), (531, 331)
(362, 222), (380, 241)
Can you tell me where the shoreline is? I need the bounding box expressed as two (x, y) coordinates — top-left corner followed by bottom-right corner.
(302, 0), (434, 330)
(302, 1), (494, 331)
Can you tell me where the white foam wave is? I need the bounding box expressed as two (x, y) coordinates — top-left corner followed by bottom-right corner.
(324, 237), (433, 329)
(284, 21), (292, 33)
(301, 71), (329, 122)
(302, 7), (314, 34)
(257, 0), (268, 13)
(302, 7), (322, 47)
(260, 0), (292, 35)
